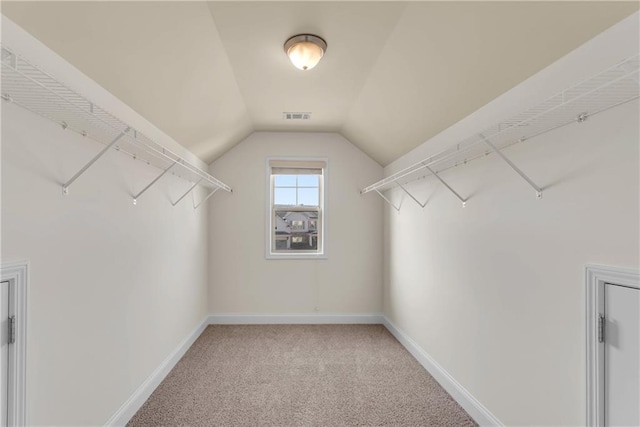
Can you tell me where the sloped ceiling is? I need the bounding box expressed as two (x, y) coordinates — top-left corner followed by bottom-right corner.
(2, 1), (638, 166)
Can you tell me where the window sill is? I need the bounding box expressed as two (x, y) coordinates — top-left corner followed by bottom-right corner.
(266, 253), (327, 260)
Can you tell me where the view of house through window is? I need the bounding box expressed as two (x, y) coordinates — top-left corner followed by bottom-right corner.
(269, 159), (325, 256)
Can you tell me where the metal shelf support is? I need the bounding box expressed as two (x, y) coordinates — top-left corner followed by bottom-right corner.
(62, 130), (127, 195)
(424, 165), (467, 207)
(172, 178), (202, 207)
(396, 182), (427, 208)
(194, 187), (220, 210)
(374, 189), (400, 212)
(359, 55), (638, 198)
(2, 45), (233, 201)
(481, 135), (543, 199)
(133, 161), (178, 205)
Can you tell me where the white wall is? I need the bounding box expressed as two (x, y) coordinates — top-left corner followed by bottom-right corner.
(1, 103), (209, 425)
(383, 97), (639, 425)
(382, 14), (639, 426)
(208, 132), (383, 314)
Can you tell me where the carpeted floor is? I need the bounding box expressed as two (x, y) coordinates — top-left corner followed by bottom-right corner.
(128, 324), (477, 427)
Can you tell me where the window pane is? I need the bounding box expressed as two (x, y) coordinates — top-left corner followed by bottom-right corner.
(274, 188), (296, 205)
(297, 175), (319, 187)
(273, 210), (318, 252)
(290, 233), (317, 250)
(275, 238), (289, 250)
(298, 188), (319, 206)
(274, 175), (296, 186)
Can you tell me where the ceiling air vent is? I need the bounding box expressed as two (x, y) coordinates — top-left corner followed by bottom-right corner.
(283, 112), (311, 120)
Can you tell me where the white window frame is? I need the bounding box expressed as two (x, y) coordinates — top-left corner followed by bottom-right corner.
(266, 157), (328, 259)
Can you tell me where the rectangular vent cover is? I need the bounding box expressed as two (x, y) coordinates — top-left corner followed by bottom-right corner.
(283, 112), (311, 120)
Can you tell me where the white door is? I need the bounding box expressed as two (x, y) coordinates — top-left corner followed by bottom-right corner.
(1, 280), (9, 427)
(604, 283), (640, 427)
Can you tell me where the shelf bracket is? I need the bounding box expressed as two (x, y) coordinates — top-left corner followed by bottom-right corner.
(424, 165), (467, 207)
(374, 189), (400, 212)
(172, 178), (202, 207)
(62, 130), (128, 195)
(481, 135), (543, 199)
(396, 182), (427, 208)
(133, 161), (178, 205)
(193, 187), (220, 210)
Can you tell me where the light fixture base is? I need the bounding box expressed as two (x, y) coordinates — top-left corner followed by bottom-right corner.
(284, 34), (327, 53)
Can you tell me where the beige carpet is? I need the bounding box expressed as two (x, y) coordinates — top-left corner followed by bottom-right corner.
(128, 324), (477, 427)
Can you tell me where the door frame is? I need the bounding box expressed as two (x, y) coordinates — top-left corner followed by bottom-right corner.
(1, 261), (28, 427)
(585, 264), (639, 427)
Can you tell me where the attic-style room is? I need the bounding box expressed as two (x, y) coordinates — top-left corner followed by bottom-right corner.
(1, 2), (639, 426)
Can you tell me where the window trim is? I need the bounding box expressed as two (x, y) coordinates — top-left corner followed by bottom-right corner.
(266, 157), (328, 260)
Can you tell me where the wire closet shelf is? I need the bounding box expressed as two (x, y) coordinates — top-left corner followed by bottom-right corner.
(1, 45), (231, 206)
(360, 54), (639, 207)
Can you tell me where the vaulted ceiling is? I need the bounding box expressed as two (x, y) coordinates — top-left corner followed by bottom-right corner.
(2, 1), (637, 166)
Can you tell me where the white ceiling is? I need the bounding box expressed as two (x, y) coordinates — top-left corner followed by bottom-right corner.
(2, 1), (638, 166)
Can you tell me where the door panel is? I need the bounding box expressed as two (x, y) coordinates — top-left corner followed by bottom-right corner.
(604, 283), (640, 427)
(1, 280), (9, 427)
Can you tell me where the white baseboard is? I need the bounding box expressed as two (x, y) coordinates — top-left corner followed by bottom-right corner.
(104, 316), (209, 427)
(382, 316), (503, 427)
(208, 313), (384, 325)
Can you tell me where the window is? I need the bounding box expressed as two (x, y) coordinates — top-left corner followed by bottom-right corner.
(291, 220), (305, 230)
(267, 158), (326, 258)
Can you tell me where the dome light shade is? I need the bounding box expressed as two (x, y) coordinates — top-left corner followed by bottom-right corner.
(284, 34), (327, 71)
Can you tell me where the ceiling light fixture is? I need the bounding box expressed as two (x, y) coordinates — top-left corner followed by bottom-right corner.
(284, 34), (327, 71)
